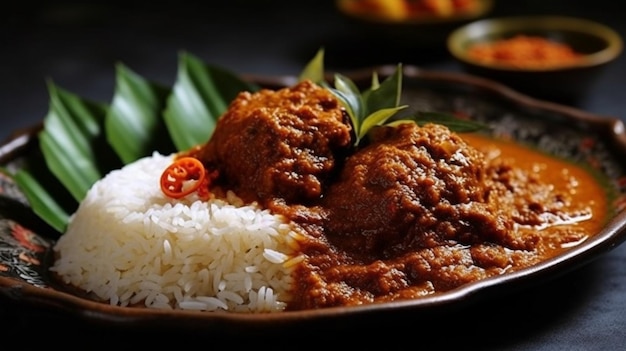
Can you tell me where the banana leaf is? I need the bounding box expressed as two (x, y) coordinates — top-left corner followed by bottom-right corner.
(10, 52), (260, 234)
(12, 169), (70, 234)
(106, 64), (175, 163)
(39, 82), (122, 202)
(163, 51), (260, 151)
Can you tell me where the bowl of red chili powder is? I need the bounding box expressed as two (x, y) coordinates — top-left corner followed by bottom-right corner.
(447, 16), (623, 102)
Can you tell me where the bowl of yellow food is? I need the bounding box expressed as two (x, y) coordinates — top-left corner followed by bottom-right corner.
(447, 16), (623, 102)
(336, 0), (494, 48)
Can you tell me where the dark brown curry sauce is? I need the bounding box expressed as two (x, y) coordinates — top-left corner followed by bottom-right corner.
(287, 131), (605, 310)
(185, 80), (607, 311)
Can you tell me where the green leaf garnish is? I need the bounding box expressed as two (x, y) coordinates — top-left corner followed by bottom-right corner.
(359, 106), (407, 139)
(301, 49), (408, 146)
(362, 69), (402, 114)
(330, 73), (364, 131)
(298, 48), (325, 83)
(301, 48), (488, 144)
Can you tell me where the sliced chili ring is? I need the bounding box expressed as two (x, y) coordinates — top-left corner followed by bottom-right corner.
(160, 157), (207, 199)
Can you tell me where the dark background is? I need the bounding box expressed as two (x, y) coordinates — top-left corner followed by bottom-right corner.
(1, 1), (626, 349)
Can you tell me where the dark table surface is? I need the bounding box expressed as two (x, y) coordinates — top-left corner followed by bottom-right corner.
(2, 0), (626, 349)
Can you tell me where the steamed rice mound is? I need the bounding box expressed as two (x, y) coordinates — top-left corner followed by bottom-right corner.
(50, 152), (301, 313)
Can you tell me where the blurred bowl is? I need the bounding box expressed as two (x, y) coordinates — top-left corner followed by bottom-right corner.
(447, 16), (623, 102)
(336, 0), (494, 49)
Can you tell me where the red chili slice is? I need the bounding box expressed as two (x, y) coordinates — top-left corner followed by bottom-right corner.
(160, 157), (207, 199)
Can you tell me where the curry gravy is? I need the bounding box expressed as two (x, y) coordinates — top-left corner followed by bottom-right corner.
(463, 132), (607, 237)
(285, 130), (607, 310)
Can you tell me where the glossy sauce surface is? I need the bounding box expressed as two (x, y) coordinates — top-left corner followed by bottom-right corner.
(284, 130), (607, 310)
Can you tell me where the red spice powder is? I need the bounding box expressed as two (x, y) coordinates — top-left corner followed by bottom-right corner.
(467, 35), (584, 69)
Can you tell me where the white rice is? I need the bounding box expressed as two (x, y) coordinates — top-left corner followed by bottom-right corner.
(50, 152), (302, 313)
